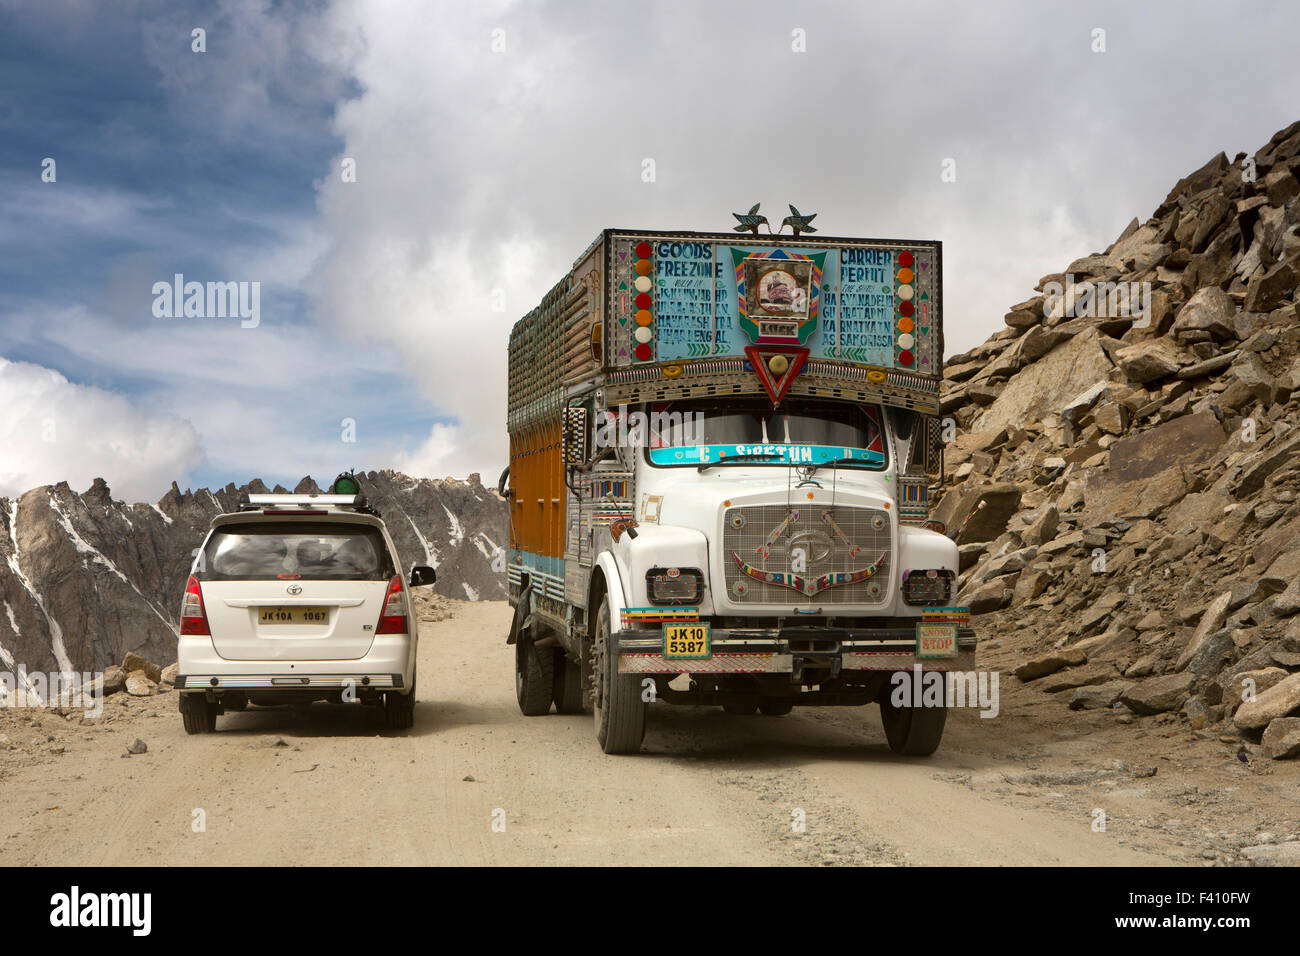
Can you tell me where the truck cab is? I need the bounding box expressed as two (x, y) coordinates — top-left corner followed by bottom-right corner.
(504, 226), (973, 754)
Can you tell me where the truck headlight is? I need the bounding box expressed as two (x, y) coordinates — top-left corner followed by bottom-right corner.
(645, 567), (703, 606)
(901, 569), (954, 606)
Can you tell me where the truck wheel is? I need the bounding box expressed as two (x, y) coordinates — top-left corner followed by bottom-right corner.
(553, 650), (587, 714)
(723, 699), (758, 716)
(879, 693), (947, 756)
(592, 595), (646, 754)
(758, 699), (794, 716)
(515, 630), (555, 716)
(179, 693), (217, 734)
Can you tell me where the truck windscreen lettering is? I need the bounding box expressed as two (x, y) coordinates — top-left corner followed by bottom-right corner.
(642, 398), (887, 469)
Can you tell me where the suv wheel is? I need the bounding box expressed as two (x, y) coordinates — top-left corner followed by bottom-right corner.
(384, 679), (416, 731)
(592, 595), (646, 754)
(180, 693), (217, 734)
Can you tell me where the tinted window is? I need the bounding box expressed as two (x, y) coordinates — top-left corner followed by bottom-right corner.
(200, 522), (394, 581)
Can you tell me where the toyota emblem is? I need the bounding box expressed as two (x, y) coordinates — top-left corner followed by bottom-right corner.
(286, 584), (302, 595)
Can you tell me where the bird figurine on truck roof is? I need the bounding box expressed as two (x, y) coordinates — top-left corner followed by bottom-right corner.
(782, 204), (818, 236)
(732, 203), (769, 234)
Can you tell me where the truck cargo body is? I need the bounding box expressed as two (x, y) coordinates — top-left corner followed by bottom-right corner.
(504, 229), (973, 754)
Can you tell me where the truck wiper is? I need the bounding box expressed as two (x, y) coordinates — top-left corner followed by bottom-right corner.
(697, 453), (786, 472)
(808, 457), (874, 472)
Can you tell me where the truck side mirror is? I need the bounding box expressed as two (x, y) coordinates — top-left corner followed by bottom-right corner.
(409, 565), (437, 587)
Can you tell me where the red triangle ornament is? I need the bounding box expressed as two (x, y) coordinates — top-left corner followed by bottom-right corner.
(744, 345), (808, 407)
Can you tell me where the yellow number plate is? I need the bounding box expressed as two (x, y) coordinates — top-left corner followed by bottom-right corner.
(663, 622), (711, 659)
(916, 621), (958, 658)
(258, 606), (328, 625)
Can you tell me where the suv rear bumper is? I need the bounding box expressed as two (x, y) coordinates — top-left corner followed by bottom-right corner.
(615, 624), (976, 676)
(176, 633), (413, 692)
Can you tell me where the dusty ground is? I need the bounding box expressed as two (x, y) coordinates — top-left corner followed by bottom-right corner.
(1, 599), (1297, 866)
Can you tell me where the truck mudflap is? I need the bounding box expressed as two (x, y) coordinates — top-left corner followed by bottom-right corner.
(615, 626), (976, 676)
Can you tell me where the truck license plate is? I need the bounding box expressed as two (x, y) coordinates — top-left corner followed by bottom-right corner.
(916, 621), (958, 659)
(663, 622), (711, 659)
(258, 606), (328, 625)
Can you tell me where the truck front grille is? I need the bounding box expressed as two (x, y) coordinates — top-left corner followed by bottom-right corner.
(721, 504), (892, 606)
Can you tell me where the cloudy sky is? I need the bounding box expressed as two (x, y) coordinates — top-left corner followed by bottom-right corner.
(1, 0), (1297, 503)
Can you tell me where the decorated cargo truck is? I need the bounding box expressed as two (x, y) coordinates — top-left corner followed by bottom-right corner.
(502, 213), (973, 754)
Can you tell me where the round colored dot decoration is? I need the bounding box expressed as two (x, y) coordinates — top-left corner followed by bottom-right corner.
(633, 326), (652, 344)
(634, 343), (652, 360)
(897, 333), (915, 350)
(897, 349), (914, 367)
(634, 276), (651, 293)
(768, 354), (789, 374)
(634, 259), (653, 276)
(635, 293), (652, 309)
(898, 251), (914, 267)
(899, 300), (915, 317)
(635, 241), (652, 258)
(897, 316), (914, 333)
(635, 309), (653, 326)
(897, 284), (914, 300)
(896, 267), (914, 284)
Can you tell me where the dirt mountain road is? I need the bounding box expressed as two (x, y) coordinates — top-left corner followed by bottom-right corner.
(3, 600), (1293, 866)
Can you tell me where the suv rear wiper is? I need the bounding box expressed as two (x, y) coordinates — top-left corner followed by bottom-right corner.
(697, 453), (786, 472)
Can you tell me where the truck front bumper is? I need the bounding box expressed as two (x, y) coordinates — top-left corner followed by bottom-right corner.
(616, 625), (976, 676)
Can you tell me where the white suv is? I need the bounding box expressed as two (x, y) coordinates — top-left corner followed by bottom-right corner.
(175, 490), (436, 733)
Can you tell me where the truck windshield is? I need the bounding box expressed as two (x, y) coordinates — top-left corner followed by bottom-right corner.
(642, 398), (887, 469)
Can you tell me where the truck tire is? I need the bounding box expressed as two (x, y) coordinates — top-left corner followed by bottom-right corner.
(758, 699), (794, 716)
(516, 630), (555, 716)
(179, 693), (217, 734)
(879, 693), (947, 756)
(553, 650), (587, 714)
(592, 595), (646, 754)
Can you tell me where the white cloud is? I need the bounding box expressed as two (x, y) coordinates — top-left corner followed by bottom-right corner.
(0, 357), (202, 502)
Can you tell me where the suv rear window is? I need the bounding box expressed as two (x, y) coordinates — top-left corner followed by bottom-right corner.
(199, 522), (395, 581)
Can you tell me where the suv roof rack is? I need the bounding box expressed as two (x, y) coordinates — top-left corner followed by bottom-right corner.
(236, 492), (382, 518)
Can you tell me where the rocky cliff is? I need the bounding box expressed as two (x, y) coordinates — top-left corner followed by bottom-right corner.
(939, 121), (1300, 754)
(0, 471), (507, 676)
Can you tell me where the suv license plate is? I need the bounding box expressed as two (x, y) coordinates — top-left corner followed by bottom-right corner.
(663, 622), (711, 659)
(916, 621), (958, 659)
(258, 606), (328, 625)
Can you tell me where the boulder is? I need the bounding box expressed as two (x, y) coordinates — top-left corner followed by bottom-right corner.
(1114, 341), (1180, 384)
(964, 579), (1012, 614)
(931, 482), (1022, 545)
(1119, 672), (1197, 716)
(1171, 286), (1236, 340)
(125, 674), (158, 697)
(974, 328), (1115, 435)
(99, 665), (126, 696)
(1261, 717), (1300, 760)
(1107, 410), (1224, 483)
(1068, 680), (1132, 710)
(160, 663), (179, 685)
(122, 653), (162, 684)
(1014, 648), (1088, 682)
(1175, 591), (1232, 671)
(1240, 842), (1300, 866)
(1244, 260), (1298, 313)
(1234, 672), (1300, 730)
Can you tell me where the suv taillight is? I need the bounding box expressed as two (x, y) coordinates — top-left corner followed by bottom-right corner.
(180, 575), (210, 635)
(375, 574), (407, 634)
